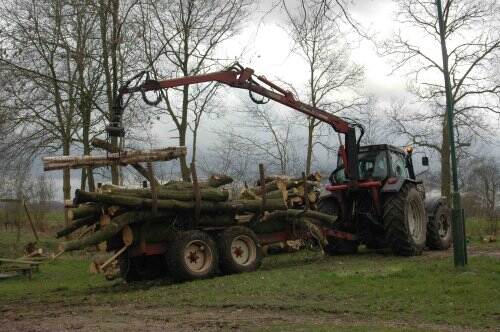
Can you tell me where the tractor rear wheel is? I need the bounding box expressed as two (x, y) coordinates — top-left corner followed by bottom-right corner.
(218, 226), (263, 274)
(426, 204), (452, 250)
(318, 198), (358, 255)
(166, 230), (218, 282)
(383, 184), (427, 256)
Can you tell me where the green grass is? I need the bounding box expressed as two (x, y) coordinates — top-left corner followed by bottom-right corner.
(0, 250), (498, 330)
(45, 210), (65, 226)
(0, 216), (499, 330)
(0, 229), (59, 257)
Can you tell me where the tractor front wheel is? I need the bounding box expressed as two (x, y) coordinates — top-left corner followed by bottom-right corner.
(383, 184), (427, 256)
(426, 204), (452, 250)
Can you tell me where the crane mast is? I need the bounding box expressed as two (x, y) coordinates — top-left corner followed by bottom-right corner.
(106, 63), (359, 181)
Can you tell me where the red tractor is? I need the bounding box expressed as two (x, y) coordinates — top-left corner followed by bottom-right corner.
(320, 144), (452, 256)
(107, 63), (452, 258)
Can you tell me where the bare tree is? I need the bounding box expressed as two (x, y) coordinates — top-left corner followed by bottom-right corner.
(0, 0), (85, 213)
(282, 0), (364, 175)
(96, 0), (142, 185)
(354, 96), (386, 145)
(467, 157), (499, 219)
(138, 0), (251, 181)
(218, 104), (303, 176)
(381, 0), (500, 200)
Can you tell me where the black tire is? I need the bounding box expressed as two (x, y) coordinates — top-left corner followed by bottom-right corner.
(218, 226), (263, 274)
(166, 230), (218, 282)
(383, 184), (427, 256)
(426, 204), (452, 250)
(118, 252), (141, 282)
(318, 198), (358, 255)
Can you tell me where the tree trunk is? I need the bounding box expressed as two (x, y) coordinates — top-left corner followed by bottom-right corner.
(440, 117), (451, 203)
(62, 141), (72, 227)
(179, 84), (191, 181)
(305, 117), (315, 176)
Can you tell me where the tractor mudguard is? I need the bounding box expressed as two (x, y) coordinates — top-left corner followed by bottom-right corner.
(424, 196), (448, 217)
(381, 178), (419, 193)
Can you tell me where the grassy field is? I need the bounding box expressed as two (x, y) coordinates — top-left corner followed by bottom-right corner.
(0, 218), (498, 331)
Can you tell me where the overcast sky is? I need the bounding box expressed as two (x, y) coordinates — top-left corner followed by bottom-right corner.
(45, 0), (500, 200)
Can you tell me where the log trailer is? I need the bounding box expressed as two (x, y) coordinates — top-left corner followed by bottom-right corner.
(103, 63), (452, 281)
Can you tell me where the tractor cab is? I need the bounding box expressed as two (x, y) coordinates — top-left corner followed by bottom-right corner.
(330, 144), (420, 186)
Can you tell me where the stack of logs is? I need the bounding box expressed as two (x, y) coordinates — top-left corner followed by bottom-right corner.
(240, 172), (322, 209)
(56, 173), (336, 257)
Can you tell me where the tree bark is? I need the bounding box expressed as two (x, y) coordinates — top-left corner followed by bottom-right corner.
(67, 204), (102, 222)
(101, 184), (229, 202)
(74, 190), (288, 213)
(441, 118), (451, 203)
(43, 147), (187, 171)
(305, 118), (315, 176)
(61, 211), (158, 251)
(91, 138), (159, 186)
(62, 142), (71, 227)
(56, 215), (98, 238)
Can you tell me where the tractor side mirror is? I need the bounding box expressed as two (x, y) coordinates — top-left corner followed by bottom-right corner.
(422, 156), (429, 166)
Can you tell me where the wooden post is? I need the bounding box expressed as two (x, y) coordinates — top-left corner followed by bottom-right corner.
(147, 162), (158, 216)
(191, 162), (201, 224)
(22, 200), (39, 242)
(302, 172), (310, 211)
(259, 164), (266, 216)
(99, 245), (128, 271)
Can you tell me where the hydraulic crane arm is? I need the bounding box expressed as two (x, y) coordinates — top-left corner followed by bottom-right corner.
(107, 63), (359, 180)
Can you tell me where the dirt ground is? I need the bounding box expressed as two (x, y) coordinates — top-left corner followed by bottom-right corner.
(0, 301), (475, 332)
(1, 245), (498, 332)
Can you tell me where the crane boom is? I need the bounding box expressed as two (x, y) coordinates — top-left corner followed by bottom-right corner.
(107, 64), (359, 181)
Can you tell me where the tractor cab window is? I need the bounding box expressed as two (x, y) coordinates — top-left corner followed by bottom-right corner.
(358, 150), (388, 180)
(390, 152), (409, 178)
(332, 150), (389, 183)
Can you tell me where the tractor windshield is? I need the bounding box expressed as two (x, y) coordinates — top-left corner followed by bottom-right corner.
(334, 150), (388, 183)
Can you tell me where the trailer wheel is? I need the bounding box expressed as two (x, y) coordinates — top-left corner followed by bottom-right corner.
(218, 226), (263, 274)
(166, 230), (218, 281)
(426, 204), (452, 250)
(383, 184), (427, 256)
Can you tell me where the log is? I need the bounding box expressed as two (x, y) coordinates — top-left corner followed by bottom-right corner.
(60, 211), (169, 251)
(256, 172), (322, 186)
(164, 175), (233, 189)
(67, 204), (102, 222)
(101, 184), (229, 202)
(43, 146), (187, 171)
(74, 190), (287, 214)
(263, 179), (320, 193)
(251, 210), (337, 235)
(91, 138), (159, 186)
(55, 215), (98, 238)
